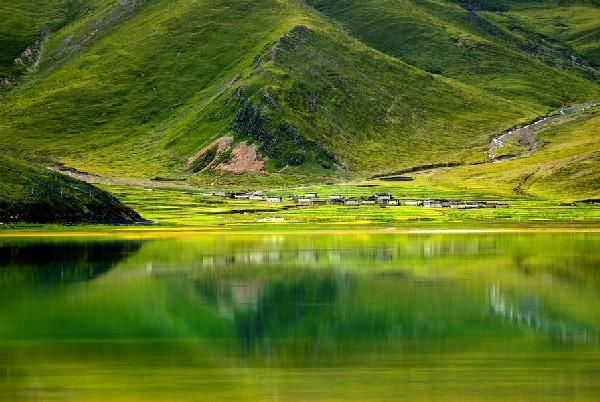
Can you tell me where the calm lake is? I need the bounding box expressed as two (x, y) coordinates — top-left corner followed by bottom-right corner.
(0, 232), (598, 401)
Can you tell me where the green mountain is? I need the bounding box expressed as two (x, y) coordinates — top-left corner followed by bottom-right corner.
(0, 155), (141, 223)
(0, 0), (598, 192)
(424, 107), (600, 201)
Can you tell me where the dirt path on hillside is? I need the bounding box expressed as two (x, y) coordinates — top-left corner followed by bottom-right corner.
(370, 100), (599, 180)
(49, 167), (202, 192)
(488, 100), (599, 161)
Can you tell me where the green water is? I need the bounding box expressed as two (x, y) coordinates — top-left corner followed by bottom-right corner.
(0, 233), (598, 401)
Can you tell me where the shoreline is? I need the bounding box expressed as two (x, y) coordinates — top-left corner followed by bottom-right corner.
(1, 224), (600, 239)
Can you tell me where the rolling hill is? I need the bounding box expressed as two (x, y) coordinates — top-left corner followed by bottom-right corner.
(0, 155), (141, 223)
(0, 0), (598, 198)
(418, 106), (600, 201)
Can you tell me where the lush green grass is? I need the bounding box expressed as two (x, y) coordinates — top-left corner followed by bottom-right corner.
(0, 0), (304, 176)
(92, 108), (600, 227)
(0, 0), (598, 222)
(423, 108), (600, 201)
(0, 0), (64, 82)
(0, 0), (598, 182)
(484, 5), (600, 65)
(307, 0), (599, 108)
(3, 107), (597, 227)
(0, 0), (114, 84)
(459, 0), (600, 12)
(81, 180), (598, 228)
(195, 23), (536, 175)
(0, 155), (140, 223)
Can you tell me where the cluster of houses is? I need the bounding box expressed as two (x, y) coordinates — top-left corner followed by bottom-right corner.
(209, 191), (509, 209)
(210, 191), (285, 203)
(295, 192), (400, 207)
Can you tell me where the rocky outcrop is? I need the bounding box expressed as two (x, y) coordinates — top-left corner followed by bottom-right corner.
(14, 39), (44, 72)
(188, 136), (265, 174)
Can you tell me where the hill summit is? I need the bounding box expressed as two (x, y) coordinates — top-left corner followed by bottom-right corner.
(0, 0), (598, 182)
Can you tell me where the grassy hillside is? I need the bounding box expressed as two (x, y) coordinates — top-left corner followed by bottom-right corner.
(0, 156), (141, 223)
(0, 0), (63, 85)
(0, 0), (115, 88)
(421, 107), (600, 201)
(483, 5), (600, 66)
(306, 0), (598, 108)
(0, 0), (306, 176)
(174, 23), (534, 177)
(0, 0), (598, 188)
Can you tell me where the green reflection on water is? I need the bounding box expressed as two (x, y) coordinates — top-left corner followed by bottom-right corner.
(0, 233), (598, 401)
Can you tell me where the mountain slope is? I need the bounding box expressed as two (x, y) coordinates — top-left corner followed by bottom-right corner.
(0, 0), (305, 176)
(422, 107), (600, 201)
(185, 24), (531, 175)
(0, 0), (114, 88)
(306, 0), (598, 108)
(0, 156), (141, 223)
(0, 0), (64, 86)
(0, 0), (598, 183)
(482, 4), (600, 66)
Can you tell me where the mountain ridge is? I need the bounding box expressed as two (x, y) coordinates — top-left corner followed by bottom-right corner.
(0, 0), (598, 192)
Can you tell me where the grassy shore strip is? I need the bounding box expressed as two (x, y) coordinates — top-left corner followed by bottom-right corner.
(1, 224), (600, 239)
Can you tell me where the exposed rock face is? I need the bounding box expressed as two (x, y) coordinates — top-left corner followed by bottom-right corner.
(231, 94), (339, 170)
(188, 136), (234, 166)
(216, 142), (265, 173)
(188, 136), (265, 174)
(14, 40), (43, 72)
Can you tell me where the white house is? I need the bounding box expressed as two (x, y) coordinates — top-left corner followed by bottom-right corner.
(423, 200), (443, 208)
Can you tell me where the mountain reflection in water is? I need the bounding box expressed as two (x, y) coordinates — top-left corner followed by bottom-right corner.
(0, 233), (598, 401)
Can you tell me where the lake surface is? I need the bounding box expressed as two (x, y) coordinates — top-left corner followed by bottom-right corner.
(0, 232), (598, 401)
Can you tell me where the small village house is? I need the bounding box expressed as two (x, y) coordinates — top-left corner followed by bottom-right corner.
(423, 200), (443, 208)
(376, 193), (393, 201)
